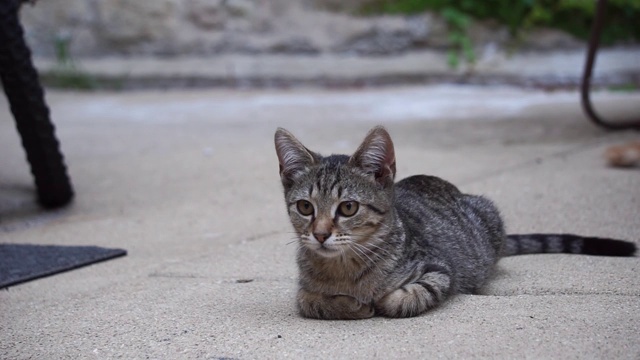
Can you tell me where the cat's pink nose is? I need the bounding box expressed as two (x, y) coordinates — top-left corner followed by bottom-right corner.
(313, 232), (330, 244)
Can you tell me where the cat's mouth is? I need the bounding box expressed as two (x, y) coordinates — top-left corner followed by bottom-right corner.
(300, 235), (345, 257)
(312, 243), (342, 257)
(317, 244), (336, 252)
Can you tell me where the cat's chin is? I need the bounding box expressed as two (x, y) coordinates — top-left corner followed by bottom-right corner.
(310, 245), (342, 258)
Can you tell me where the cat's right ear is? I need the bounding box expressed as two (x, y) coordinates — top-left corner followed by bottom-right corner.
(349, 126), (396, 187)
(274, 128), (317, 187)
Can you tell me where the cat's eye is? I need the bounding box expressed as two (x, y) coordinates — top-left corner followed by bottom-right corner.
(338, 201), (359, 217)
(296, 200), (314, 216)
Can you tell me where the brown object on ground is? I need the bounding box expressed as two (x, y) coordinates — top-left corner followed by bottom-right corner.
(605, 141), (640, 167)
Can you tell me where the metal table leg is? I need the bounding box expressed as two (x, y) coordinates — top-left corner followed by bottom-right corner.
(0, 0), (74, 208)
(581, 0), (640, 130)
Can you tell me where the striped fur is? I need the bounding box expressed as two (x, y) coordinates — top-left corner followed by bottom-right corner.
(275, 126), (637, 320)
(504, 234), (636, 257)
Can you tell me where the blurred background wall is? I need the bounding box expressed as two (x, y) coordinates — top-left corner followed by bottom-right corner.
(21, 0), (617, 58)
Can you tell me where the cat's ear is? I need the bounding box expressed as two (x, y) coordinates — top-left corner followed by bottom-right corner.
(349, 126), (396, 186)
(274, 128), (318, 187)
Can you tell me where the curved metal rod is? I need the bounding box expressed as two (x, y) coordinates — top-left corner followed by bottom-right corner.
(580, 0), (640, 130)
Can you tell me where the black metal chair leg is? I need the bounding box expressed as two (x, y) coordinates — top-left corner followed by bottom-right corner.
(0, 0), (74, 208)
(581, 0), (640, 130)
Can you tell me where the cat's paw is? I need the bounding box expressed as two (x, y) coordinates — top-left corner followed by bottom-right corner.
(376, 273), (450, 318)
(375, 289), (412, 318)
(297, 291), (374, 320)
(329, 295), (375, 320)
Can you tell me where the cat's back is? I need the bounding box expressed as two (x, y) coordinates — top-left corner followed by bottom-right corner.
(394, 175), (462, 207)
(393, 175), (504, 293)
(393, 175), (465, 242)
(393, 174), (503, 249)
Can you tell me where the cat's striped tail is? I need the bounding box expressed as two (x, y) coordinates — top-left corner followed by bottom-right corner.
(503, 234), (636, 257)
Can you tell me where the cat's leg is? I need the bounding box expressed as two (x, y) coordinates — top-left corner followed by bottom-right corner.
(375, 270), (451, 318)
(297, 289), (374, 320)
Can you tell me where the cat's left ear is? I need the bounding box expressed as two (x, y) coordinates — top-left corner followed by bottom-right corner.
(274, 128), (318, 188)
(349, 126), (396, 187)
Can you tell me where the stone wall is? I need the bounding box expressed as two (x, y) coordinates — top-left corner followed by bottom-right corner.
(19, 0), (583, 58)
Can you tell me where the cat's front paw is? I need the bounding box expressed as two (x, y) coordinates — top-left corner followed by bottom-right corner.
(297, 291), (374, 320)
(330, 295), (375, 320)
(375, 272), (450, 318)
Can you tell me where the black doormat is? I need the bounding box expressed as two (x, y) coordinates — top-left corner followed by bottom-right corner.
(0, 243), (127, 289)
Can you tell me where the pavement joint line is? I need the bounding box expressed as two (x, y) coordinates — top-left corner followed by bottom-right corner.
(147, 273), (295, 284)
(458, 132), (630, 187)
(481, 292), (640, 297)
(0, 204), (72, 234)
(245, 230), (286, 242)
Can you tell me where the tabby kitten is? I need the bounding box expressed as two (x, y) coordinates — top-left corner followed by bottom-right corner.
(274, 126), (637, 320)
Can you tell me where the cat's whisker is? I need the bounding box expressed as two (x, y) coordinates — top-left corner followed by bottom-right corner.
(350, 244), (386, 278)
(339, 246), (348, 263)
(351, 243), (381, 266)
(285, 238), (300, 246)
(363, 242), (393, 257)
(347, 244), (369, 265)
(352, 242), (386, 263)
(348, 234), (393, 257)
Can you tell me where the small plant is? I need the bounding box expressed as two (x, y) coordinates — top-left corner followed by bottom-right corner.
(45, 31), (98, 90)
(441, 7), (474, 69)
(54, 32), (73, 69)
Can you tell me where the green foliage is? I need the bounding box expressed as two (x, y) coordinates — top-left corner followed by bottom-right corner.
(441, 7), (474, 68)
(54, 34), (73, 68)
(608, 83), (639, 92)
(362, 0), (640, 44)
(361, 0), (640, 67)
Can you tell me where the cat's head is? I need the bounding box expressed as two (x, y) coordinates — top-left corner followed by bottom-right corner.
(274, 126), (396, 258)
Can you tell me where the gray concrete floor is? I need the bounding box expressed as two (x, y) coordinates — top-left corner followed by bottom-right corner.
(1, 85), (639, 359)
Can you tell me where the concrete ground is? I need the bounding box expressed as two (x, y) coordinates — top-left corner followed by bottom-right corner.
(35, 46), (640, 89)
(1, 85), (639, 359)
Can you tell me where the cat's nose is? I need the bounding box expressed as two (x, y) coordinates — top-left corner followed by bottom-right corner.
(313, 232), (331, 244)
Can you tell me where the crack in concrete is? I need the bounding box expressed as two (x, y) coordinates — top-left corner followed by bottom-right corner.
(458, 133), (623, 187)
